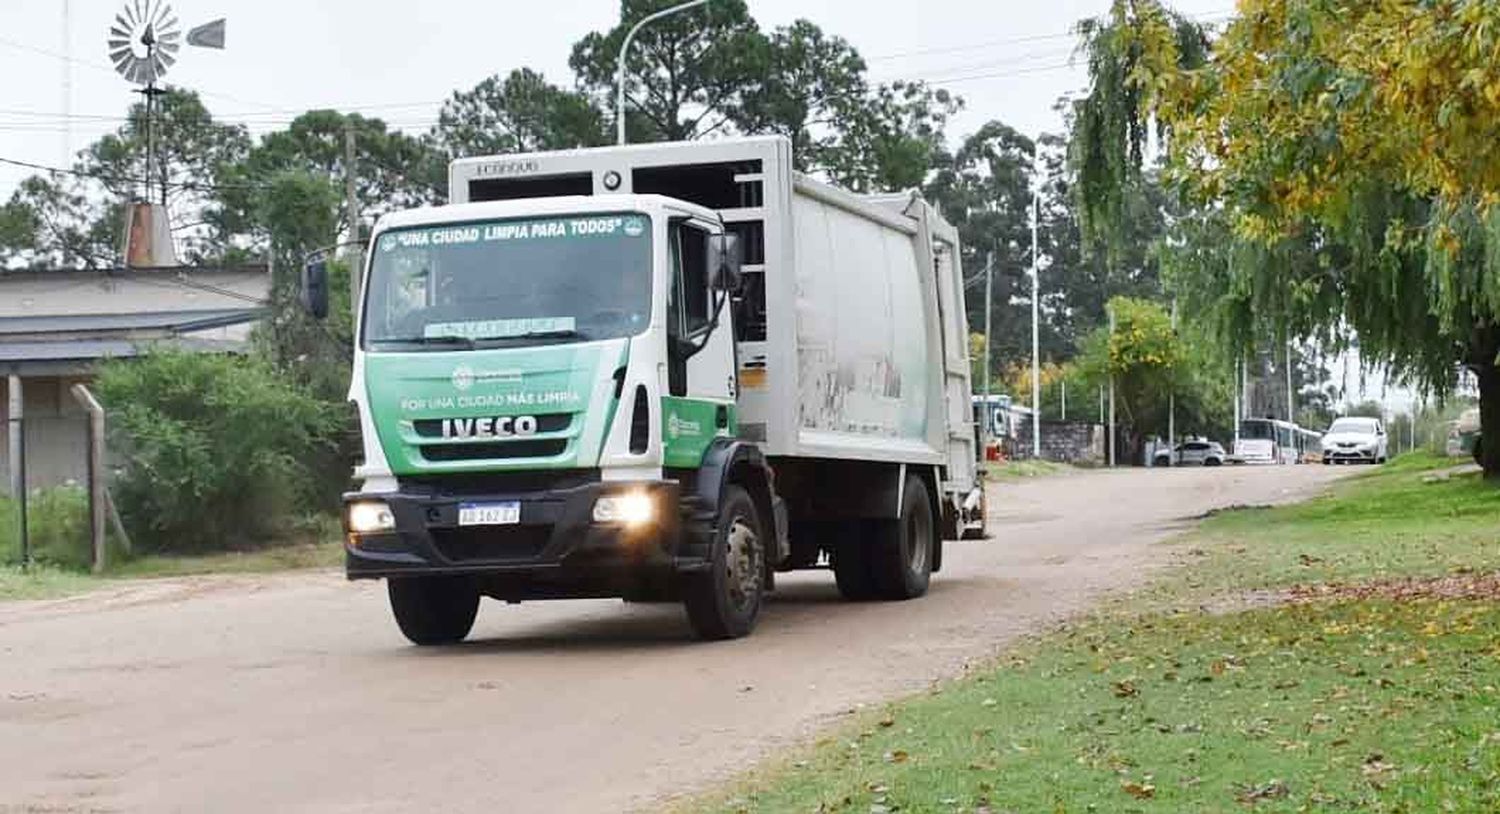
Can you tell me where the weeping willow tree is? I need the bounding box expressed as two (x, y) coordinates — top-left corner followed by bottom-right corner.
(1068, 0), (1208, 263)
(1157, 1), (1500, 478)
(1076, 1), (1500, 479)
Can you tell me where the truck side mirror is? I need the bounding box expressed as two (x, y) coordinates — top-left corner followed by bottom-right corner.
(301, 259), (329, 320)
(708, 233), (742, 292)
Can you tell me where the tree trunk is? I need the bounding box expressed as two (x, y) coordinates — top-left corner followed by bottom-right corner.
(1477, 360), (1500, 479)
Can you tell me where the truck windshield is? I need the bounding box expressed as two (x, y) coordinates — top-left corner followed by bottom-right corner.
(362, 213), (652, 350)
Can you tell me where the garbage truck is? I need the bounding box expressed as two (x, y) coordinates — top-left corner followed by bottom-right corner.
(308, 135), (984, 643)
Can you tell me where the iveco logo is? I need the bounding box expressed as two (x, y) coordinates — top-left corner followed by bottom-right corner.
(442, 415), (539, 439)
(451, 365), (475, 391)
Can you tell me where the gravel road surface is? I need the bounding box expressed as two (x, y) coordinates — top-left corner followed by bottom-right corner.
(0, 464), (1341, 813)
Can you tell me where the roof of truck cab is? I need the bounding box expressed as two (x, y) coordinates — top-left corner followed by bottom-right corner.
(373, 195), (722, 231)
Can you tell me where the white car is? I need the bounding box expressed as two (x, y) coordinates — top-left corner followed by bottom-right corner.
(1321, 417), (1388, 464)
(1154, 439), (1227, 467)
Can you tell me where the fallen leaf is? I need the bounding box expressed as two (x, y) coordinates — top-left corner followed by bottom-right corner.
(884, 750), (909, 764)
(878, 717), (895, 728)
(1235, 779), (1290, 803)
(1112, 680), (1139, 698)
(1121, 780), (1156, 799)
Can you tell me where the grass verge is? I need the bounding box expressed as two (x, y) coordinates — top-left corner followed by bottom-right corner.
(696, 452), (1500, 813)
(984, 459), (1074, 481)
(0, 524), (342, 602)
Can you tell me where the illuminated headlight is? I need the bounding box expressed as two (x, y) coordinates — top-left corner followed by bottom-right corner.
(593, 492), (656, 525)
(347, 501), (396, 534)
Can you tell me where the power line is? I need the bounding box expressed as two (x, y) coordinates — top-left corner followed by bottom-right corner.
(866, 8), (1235, 62)
(0, 155), (274, 193)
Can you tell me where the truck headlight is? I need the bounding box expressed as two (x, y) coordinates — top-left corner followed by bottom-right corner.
(347, 501), (396, 534)
(593, 492), (655, 526)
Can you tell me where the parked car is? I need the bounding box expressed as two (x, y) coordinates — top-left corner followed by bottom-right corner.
(1155, 438), (1227, 467)
(1321, 416), (1388, 464)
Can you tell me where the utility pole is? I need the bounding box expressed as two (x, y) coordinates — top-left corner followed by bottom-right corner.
(1285, 339), (1296, 426)
(1030, 151), (1041, 460)
(344, 121), (361, 316)
(1060, 379), (1067, 421)
(1167, 298), (1177, 466)
(982, 253), (994, 449)
(1107, 305), (1117, 468)
(61, 0), (72, 166)
(1233, 356), (1242, 452)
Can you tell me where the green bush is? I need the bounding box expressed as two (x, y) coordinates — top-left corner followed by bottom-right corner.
(0, 485), (91, 569)
(95, 349), (344, 552)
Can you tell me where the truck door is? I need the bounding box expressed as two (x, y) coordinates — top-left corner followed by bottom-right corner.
(664, 219), (738, 466)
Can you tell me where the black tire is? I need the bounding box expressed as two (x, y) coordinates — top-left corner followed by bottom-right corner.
(869, 476), (935, 601)
(684, 485), (765, 640)
(1205, 458), (1222, 467)
(387, 577), (480, 646)
(833, 521), (878, 600)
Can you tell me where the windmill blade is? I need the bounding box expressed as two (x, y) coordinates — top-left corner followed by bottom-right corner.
(154, 51), (176, 73)
(109, 49), (134, 67)
(120, 5), (136, 28)
(109, 23), (132, 41)
(159, 37), (181, 55)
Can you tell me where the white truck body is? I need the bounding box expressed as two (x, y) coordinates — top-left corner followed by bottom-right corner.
(448, 136), (977, 497)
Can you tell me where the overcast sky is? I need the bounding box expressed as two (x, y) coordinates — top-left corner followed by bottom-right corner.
(2, 0), (1231, 188)
(2, 0), (1418, 414)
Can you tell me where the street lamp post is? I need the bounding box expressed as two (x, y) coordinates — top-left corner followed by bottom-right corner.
(616, 0), (713, 145)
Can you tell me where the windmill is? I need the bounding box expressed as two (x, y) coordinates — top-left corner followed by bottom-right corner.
(107, 2), (224, 266)
(107, 1), (225, 205)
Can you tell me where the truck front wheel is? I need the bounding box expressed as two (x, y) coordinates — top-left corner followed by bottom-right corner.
(870, 476), (935, 600)
(684, 485), (765, 640)
(387, 577), (480, 646)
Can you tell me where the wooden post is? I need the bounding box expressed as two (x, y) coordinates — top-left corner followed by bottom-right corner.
(7, 374), (27, 567)
(70, 384), (107, 572)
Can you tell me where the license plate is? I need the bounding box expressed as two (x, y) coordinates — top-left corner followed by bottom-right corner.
(458, 501), (521, 526)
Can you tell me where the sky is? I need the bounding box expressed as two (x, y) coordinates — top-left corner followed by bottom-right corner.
(0, 0), (1415, 414)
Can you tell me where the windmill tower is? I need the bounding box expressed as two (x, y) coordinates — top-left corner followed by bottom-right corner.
(107, 1), (225, 266)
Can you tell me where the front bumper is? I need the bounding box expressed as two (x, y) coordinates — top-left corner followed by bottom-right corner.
(343, 477), (693, 588)
(1323, 447), (1375, 462)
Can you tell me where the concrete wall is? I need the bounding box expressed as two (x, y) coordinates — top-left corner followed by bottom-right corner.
(1010, 418), (1106, 464)
(0, 376), (92, 494)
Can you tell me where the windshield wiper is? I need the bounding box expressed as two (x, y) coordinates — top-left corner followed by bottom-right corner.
(495, 329), (587, 342)
(372, 335), (476, 349)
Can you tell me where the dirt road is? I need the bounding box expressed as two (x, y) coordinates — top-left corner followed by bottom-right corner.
(0, 465), (1340, 813)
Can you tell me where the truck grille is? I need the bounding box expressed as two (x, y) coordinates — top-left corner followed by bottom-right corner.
(419, 439), (567, 462)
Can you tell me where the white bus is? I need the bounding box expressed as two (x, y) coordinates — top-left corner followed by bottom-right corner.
(1234, 418), (1303, 465)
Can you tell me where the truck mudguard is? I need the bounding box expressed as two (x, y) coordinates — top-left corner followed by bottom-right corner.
(692, 438), (788, 566)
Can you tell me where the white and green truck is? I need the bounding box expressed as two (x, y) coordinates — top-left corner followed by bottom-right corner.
(308, 136), (984, 643)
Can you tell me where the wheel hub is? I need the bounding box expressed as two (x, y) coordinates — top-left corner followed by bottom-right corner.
(724, 517), (761, 609)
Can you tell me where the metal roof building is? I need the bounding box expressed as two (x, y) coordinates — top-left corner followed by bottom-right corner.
(1, 265), (269, 492)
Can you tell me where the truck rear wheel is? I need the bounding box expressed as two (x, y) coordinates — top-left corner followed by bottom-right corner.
(684, 485), (765, 640)
(870, 476), (934, 600)
(387, 577), (480, 646)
